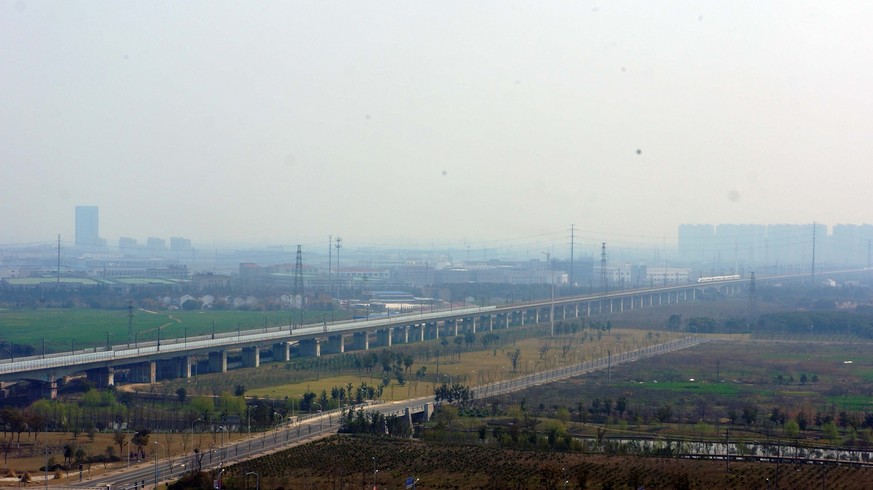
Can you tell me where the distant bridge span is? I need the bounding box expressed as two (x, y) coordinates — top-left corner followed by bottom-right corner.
(0, 269), (865, 398)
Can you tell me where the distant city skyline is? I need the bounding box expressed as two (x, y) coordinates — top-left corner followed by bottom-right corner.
(36, 205), (873, 268)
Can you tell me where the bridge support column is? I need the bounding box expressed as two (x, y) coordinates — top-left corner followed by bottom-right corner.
(414, 324), (425, 342)
(131, 361), (156, 384)
(403, 407), (413, 436)
(299, 339), (321, 357)
(241, 346), (260, 368)
(208, 351), (227, 373)
(273, 342), (290, 362)
(40, 374), (58, 400)
(375, 329), (392, 347)
(403, 326), (410, 343)
(352, 332), (369, 350)
(323, 335), (345, 354)
(157, 358), (183, 379)
(180, 355), (193, 379)
(86, 367), (115, 389)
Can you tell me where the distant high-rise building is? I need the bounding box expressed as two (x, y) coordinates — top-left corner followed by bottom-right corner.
(677, 224), (714, 264)
(119, 237), (138, 250)
(170, 237), (192, 252)
(75, 206), (104, 247)
(147, 237), (167, 250)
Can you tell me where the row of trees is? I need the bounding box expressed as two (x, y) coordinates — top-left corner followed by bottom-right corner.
(433, 383), (474, 406)
(664, 310), (873, 337)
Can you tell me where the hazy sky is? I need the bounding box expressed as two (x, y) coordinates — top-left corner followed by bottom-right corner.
(3, 1), (873, 254)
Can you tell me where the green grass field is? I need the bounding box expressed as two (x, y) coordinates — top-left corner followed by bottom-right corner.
(627, 380), (741, 396)
(0, 308), (347, 353)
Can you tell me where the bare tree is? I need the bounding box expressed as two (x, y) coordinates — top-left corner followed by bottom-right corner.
(507, 349), (521, 372)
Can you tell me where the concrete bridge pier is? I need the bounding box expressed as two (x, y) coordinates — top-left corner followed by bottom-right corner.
(130, 361), (156, 384)
(38, 374), (58, 400)
(352, 332), (369, 351)
(208, 350), (228, 373)
(241, 346), (260, 368)
(273, 342), (290, 362)
(375, 329), (392, 347)
(299, 338), (321, 357)
(86, 367), (115, 389)
(413, 324), (425, 342)
(323, 335), (345, 354)
(158, 357), (192, 379)
(180, 355), (193, 378)
(424, 322), (438, 340)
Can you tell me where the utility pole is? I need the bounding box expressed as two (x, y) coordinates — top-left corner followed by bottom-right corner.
(127, 302), (134, 348)
(334, 237), (342, 299)
(294, 245), (304, 326)
(569, 224), (576, 288)
(600, 242), (608, 316)
(543, 251), (555, 337)
(747, 272), (758, 332)
(811, 222), (817, 283)
(57, 234), (61, 288)
(328, 235), (332, 296)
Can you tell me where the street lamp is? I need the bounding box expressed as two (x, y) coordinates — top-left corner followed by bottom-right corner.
(217, 425), (229, 466)
(153, 441), (164, 488)
(245, 471), (260, 490)
(191, 418), (202, 475)
(312, 403), (323, 430)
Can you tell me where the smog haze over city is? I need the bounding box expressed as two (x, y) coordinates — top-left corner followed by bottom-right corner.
(3, 1), (873, 256)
